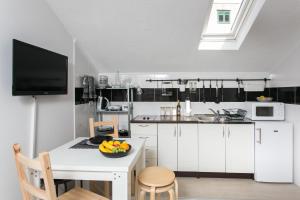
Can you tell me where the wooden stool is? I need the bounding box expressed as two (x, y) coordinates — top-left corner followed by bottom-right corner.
(138, 167), (178, 200)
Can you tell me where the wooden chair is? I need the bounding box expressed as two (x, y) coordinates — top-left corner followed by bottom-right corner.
(13, 144), (109, 200)
(89, 117), (119, 198)
(89, 117), (119, 138)
(138, 167), (178, 200)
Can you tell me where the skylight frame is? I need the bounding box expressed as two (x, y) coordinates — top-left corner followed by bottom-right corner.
(199, 0), (266, 50)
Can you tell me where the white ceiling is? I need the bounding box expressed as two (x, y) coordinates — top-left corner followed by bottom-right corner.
(45, 0), (300, 73)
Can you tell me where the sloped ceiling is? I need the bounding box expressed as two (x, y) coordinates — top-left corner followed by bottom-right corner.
(45, 0), (300, 73)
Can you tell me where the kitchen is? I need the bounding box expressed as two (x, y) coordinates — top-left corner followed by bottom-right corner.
(74, 71), (296, 199)
(2, 0), (300, 200)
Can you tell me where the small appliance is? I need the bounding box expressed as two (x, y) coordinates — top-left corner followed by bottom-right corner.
(248, 102), (285, 121)
(96, 96), (109, 111)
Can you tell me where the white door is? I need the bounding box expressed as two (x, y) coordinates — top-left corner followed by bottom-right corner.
(198, 124), (226, 172)
(226, 124), (254, 173)
(158, 124), (178, 171)
(178, 124), (198, 171)
(255, 122), (293, 182)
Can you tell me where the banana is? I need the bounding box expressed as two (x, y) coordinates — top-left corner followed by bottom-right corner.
(99, 144), (112, 153)
(102, 141), (115, 151)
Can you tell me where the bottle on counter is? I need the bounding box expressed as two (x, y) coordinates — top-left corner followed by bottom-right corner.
(176, 100), (181, 117)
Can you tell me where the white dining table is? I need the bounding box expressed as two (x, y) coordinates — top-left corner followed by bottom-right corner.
(47, 137), (145, 200)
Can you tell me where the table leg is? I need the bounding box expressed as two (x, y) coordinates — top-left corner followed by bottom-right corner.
(135, 145), (145, 200)
(112, 172), (130, 200)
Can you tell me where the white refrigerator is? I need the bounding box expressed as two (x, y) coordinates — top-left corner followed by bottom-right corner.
(255, 122), (293, 183)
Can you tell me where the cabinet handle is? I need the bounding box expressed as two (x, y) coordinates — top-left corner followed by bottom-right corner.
(179, 126), (182, 137)
(228, 128), (230, 138)
(138, 136), (149, 140)
(222, 126), (225, 138)
(256, 128), (262, 144)
(174, 127), (177, 137)
(138, 124), (150, 127)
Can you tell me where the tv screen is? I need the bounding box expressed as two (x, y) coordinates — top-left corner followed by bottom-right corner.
(12, 39), (68, 96)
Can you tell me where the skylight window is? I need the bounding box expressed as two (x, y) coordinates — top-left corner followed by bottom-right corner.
(217, 10), (231, 24)
(199, 0), (265, 50)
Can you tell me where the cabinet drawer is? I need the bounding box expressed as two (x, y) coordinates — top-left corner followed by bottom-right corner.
(132, 136), (157, 147)
(131, 123), (157, 136)
(146, 158), (157, 167)
(145, 147), (157, 159)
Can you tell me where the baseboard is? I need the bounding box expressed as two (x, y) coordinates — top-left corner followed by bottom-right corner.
(175, 171), (254, 179)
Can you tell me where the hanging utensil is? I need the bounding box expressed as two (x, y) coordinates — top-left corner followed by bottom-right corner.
(215, 80), (219, 104)
(202, 80), (206, 103)
(221, 80), (224, 102)
(209, 80), (212, 101)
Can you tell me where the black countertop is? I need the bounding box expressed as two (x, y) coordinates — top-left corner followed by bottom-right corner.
(131, 115), (254, 124)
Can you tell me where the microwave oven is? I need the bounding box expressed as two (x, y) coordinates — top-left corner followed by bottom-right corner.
(248, 102), (285, 121)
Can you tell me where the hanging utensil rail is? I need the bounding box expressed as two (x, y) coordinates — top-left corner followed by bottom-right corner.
(146, 78), (270, 83)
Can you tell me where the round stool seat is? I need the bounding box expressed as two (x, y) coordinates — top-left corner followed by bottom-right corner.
(138, 167), (175, 187)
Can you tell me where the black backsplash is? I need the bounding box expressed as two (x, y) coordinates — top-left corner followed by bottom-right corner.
(75, 87), (300, 105)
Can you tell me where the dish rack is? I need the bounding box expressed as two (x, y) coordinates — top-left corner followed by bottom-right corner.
(223, 109), (247, 120)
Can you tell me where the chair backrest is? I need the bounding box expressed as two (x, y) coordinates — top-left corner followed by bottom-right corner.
(13, 144), (57, 200)
(89, 116), (119, 138)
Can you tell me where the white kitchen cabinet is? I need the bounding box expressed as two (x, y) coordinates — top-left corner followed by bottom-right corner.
(131, 123), (157, 167)
(226, 124), (254, 173)
(198, 124), (254, 174)
(198, 124), (226, 172)
(178, 124), (198, 171)
(157, 124), (178, 171)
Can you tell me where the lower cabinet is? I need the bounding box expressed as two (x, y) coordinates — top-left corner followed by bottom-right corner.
(133, 122), (254, 174)
(198, 124), (254, 173)
(131, 123), (158, 167)
(198, 124), (226, 172)
(178, 124), (198, 171)
(157, 124), (178, 171)
(158, 123), (198, 171)
(226, 124), (254, 173)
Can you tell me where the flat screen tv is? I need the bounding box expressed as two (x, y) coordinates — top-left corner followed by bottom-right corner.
(12, 39), (68, 96)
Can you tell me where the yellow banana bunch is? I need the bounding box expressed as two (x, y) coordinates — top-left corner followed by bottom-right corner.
(102, 140), (115, 151)
(99, 143), (112, 153)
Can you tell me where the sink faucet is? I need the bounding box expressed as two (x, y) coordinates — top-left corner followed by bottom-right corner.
(209, 108), (220, 121)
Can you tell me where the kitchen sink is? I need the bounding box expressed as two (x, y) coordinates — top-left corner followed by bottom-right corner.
(194, 114), (227, 122)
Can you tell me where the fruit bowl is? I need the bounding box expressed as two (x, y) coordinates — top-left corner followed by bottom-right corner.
(99, 140), (131, 158)
(257, 96), (273, 102)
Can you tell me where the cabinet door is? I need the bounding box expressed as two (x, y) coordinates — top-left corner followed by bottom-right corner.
(226, 124), (254, 173)
(178, 124), (198, 171)
(158, 124), (178, 171)
(198, 124), (226, 172)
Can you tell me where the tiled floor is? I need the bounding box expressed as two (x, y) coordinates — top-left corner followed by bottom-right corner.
(171, 177), (300, 200)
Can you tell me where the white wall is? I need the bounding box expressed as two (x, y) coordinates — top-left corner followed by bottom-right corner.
(271, 40), (300, 87)
(0, 0), (74, 199)
(74, 43), (99, 138)
(74, 43), (98, 87)
(285, 105), (300, 186)
(271, 40), (300, 186)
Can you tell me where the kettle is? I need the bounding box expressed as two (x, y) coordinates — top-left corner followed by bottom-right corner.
(97, 96), (110, 111)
